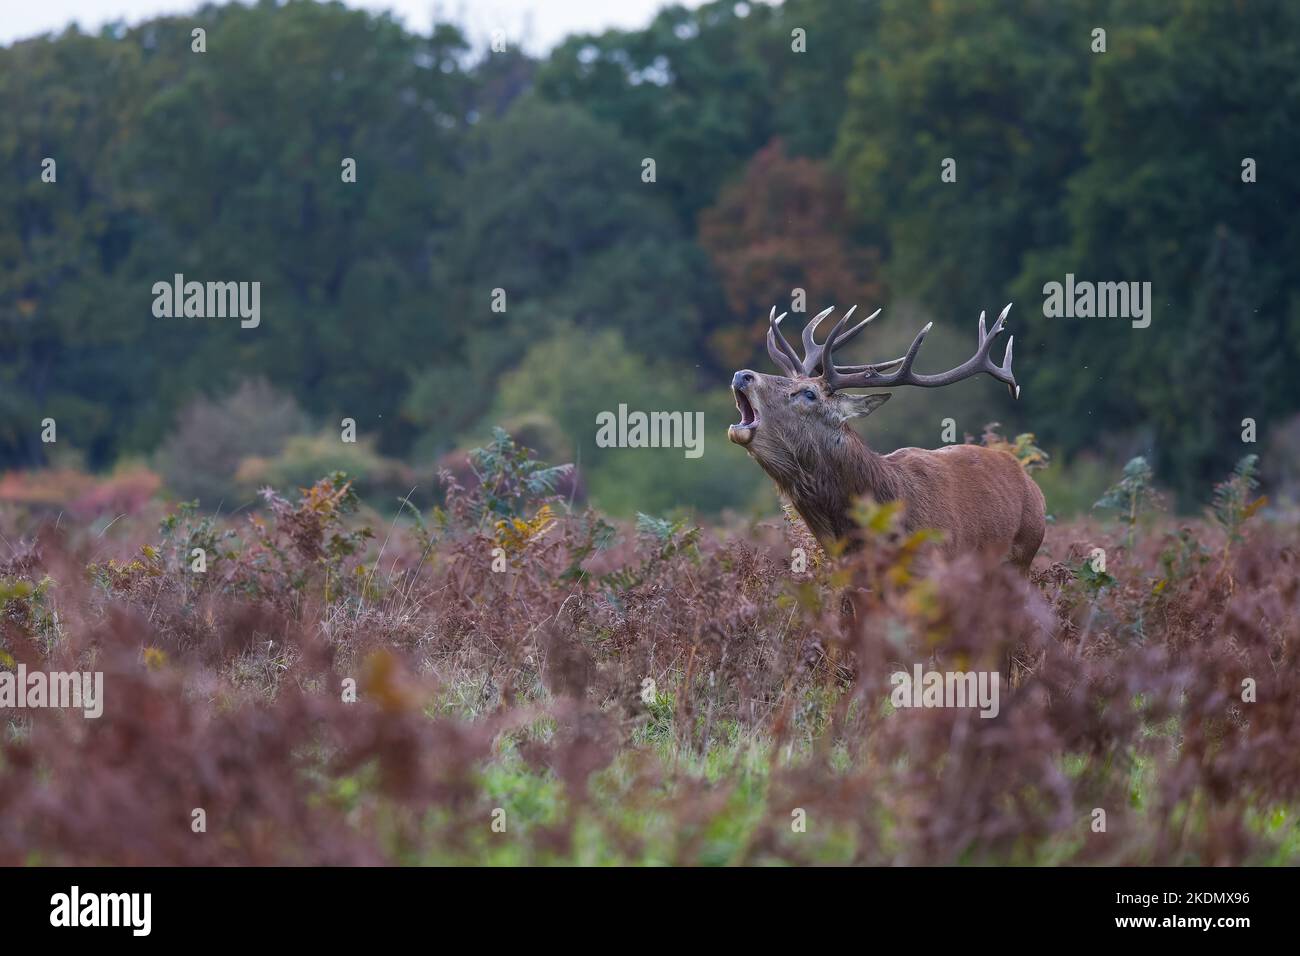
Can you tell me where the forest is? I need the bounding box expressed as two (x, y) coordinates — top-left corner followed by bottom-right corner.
(3, 0), (1298, 517)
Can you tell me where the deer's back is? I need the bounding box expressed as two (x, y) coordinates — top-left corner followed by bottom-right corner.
(882, 443), (1045, 565)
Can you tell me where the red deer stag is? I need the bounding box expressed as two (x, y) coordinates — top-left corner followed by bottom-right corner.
(728, 304), (1045, 570)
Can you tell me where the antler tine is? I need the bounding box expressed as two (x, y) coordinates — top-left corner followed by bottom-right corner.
(822, 303), (1020, 397)
(1002, 335), (1018, 399)
(766, 328), (797, 376)
(762, 304), (883, 377)
(814, 306), (878, 351)
(834, 355), (907, 374)
(818, 305), (878, 355)
(800, 306), (838, 358)
(766, 307), (800, 376)
(973, 303), (1018, 397)
(885, 322), (934, 382)
(801, 305), (881, 375)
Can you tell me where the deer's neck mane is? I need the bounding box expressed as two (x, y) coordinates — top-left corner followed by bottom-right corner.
(779, 426), (902, 546)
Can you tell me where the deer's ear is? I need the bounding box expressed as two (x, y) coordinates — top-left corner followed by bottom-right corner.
(831, 391), (890, 422)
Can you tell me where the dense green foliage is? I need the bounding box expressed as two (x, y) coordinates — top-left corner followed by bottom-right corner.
(2, 0), (1297, 511)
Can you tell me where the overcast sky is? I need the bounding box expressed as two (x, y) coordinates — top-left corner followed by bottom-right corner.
(0, 0), (706, 52)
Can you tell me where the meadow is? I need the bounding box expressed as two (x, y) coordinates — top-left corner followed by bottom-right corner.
(1, 430), (1295, 866)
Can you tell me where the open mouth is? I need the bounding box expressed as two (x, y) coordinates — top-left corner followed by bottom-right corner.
(729, 388), (758, 445)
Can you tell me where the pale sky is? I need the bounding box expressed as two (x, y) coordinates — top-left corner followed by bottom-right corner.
(0, 0), (707, 52)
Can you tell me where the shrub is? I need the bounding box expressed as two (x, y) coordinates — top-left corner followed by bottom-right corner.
(155, 379), (310, 507)
(3, 439), (1299, 865)
(1094, 456), (1163, 549)
(234, 432), (413, 505)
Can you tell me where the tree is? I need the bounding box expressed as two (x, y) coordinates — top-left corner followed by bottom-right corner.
(489, 324), (763, 515)
(0, 3), (473, 466)
(764, 0), (882, 158)
(698, 139), (882, 367)
(1160, 227), (1276, 504)
(536, 0), (778, 224)
(834, 0), (1092, 311)
(1014, 0), (1300, 498)
(438, 98), (724, 377)
(155, 378), (309, 506)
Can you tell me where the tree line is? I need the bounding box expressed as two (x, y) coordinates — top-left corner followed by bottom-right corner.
(2, 0), (1296, 511)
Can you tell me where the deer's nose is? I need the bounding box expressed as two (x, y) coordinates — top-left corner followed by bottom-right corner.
(733, 370), (756, 390)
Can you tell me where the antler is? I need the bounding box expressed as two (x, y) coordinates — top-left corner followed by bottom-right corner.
(821, 303), (1020, 399)
(765, 305), (882, 378)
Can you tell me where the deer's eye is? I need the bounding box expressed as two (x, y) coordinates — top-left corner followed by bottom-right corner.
(799, 388), (818, 402)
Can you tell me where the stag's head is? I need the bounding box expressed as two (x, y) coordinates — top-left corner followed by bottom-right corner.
(728, 304), (1020, 486)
